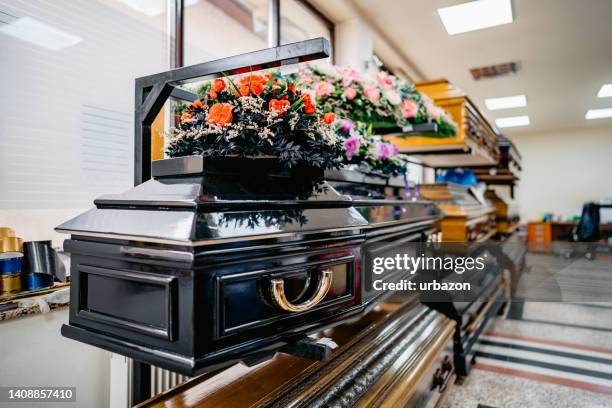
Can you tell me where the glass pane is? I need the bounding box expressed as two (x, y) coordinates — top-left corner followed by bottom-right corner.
(280, 0), (332, 48)
(0, 0), (169, 210)
(184, 0), (268, 65)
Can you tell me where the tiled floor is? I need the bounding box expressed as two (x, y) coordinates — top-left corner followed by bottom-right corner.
(441, 252), (612, 408)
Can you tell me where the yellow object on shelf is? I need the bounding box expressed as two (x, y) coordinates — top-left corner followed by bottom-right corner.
(0, 237), (24, 254)
(0, 274), (21, 295)
(0, 227), (15, 238)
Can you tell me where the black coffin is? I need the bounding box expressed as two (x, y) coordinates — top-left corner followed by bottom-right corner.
(57, 156), (369, 376)
(325, 169), (441, 309)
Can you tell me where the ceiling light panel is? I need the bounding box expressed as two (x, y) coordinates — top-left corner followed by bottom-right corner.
(485, 95), (527, 110)
(437, 0), (514, 35)
(0, 17), (82, 51)
(585, 108), (612, 120)
(597, 84), (612, 98)
(495, 115), (530, 128)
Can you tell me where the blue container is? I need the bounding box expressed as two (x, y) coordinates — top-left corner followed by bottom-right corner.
(21, 273), (54, 291)
(0, 255), (22, 275)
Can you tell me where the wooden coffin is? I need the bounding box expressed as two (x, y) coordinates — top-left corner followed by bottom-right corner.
(137, 298), (456, 408)
(383, 79), (499, 168)
(485, 190), (520, 235)
(469, 134), (521, 198)
(416, 183), (497, 242)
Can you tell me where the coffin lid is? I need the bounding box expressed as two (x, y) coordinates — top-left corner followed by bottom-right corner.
(56, 157), (368, 246)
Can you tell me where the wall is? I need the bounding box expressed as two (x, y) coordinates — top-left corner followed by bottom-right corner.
(0, 309), (111, 408)
(508, 124), (612, 222)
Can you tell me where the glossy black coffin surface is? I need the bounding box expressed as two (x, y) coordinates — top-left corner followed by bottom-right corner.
(325, 168), (441, 309)
(57, 156), (368, 375)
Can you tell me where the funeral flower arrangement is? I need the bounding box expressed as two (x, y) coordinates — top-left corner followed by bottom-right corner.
(297, 64), (457, 137)
(337, 119), (408, 176)
(166, 72), (343, 172)
(418, 92), (458, 137)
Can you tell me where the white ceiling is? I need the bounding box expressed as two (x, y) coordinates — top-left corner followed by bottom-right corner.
(315, 0), (612, 135)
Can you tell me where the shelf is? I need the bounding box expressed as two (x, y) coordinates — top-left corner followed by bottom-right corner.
(475, 174), (519, 184)
(398, 136), (498, 168)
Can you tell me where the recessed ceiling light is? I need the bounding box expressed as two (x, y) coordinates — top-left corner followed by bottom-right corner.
(437, 0), (513, 35)
(597, 84), (612, 98)
(495, 115), (530, 128)
(0, 17), (82, 51)
(485, 95), (527, 110)
(585, 108), (612, 120)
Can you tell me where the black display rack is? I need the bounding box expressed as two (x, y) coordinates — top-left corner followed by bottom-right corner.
(374, 122), (438, 136)
(133, 37), (330, 185)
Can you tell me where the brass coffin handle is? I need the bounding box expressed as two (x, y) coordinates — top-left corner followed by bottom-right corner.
(270, 269), (333, 313)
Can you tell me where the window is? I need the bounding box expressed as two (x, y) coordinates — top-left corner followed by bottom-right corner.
(280, 0), (333, 52)
(0, 0), (169, 210)
(184, 0), (333, 66)
(184, 0), (267, 65)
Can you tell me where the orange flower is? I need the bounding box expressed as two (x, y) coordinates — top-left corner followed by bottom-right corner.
(322, 112), (335, 124)
(269, 98), (290, 113)
(236, 85), (250, 96)
(208, 79), (225, 98)
(207, 103), (233, 127)
(303, 94), (316, 115)
(239, 85), (250, 97)
(251, 81), (264, 96)
(192, 99), (203, 109)
(237, 74), (267, 96)
(212, 79), (226, 93)
(180, 112), (192, 122)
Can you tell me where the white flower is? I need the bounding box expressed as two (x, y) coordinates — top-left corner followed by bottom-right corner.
(384, 89), (401, 105)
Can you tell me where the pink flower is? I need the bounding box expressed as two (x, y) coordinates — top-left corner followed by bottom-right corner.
(373, 141), (392, 160)
(339, 67), (361, 86)
(363, 84), (380, 102)
(299, 73), (313, 86)
(376, 73), (394, 89)
(426, 102), (441, 120)
(338, 118), (355, 133)
(343, 135), (361, 159)
(343, 87), (357, 100)
(391, 144), (399, 155)
(316, 81), (335, 96)
(401, 99), (418, 119)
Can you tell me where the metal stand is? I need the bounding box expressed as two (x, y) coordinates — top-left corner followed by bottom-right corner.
(133, 38), (330, 185)
(241, 336), (337, 368)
